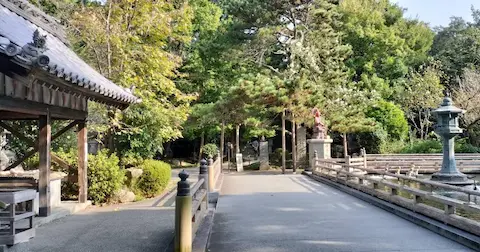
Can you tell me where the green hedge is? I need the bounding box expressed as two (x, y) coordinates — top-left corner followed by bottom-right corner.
(136, 159), (171, 198)
(400, 139), (480, 153)
(55, 149), (124, 204)
(88, 150), (124, 204)
(202, 144), (218, 158)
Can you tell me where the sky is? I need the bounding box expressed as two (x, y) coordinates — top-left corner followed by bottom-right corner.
(392, 0), (477, 27)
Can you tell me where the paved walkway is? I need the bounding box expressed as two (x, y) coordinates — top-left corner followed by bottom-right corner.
(7, 168), (200, 252)
(208, 173), (473, 252)
(9, 197), (175, 252)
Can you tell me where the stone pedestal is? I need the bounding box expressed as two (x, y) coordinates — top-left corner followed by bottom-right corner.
(431, 137), (473, 185)
(236, 153), (244, 172)
(259, 140), (269, 170)
(307, 137), (333, 171)
(296, 127), (307, 167)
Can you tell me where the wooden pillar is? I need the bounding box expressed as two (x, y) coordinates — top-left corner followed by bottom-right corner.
(77, 120), (88, 203)
(38, 112), (51, 217)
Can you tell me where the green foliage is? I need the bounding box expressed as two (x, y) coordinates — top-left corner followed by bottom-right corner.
(400, 140), (442, 153)
(340, 0), (434, 98)
(430, 10), (480, 86)
(394, 64), (444, 139)
(355, 127), (388, 154)
(136, 160), (171, 198)
(366, 100), (408, 140)
(88, 150), (124, 204)
(400, 139), (480, 153)
(183, 103), (220, 141)
(202, 143), (218, 158)
(116, 99), (189, 159)
(269, 148), (291, 167)
(52, 149), (78, 200)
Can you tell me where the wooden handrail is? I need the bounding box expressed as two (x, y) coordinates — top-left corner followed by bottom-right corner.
(315, 158), (480, 197)
(191, 178), (205, 197)
(312, 159), (480, 236)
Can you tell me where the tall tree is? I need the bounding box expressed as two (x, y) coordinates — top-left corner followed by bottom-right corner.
(430, 9), (480, 87)
(339, 0), (434, 98)
(67, 0), (221, 159)
(394, 64), (444, 140)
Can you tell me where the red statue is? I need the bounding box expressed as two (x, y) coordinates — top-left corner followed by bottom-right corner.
(312, 108), (326, 139)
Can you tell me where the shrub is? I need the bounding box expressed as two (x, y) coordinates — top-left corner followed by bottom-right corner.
(355, 127), (388, 154)
(455, 138), (480, 153)
(88, 150), (124, 204)
(202, 144), (218, 158)
(136, 159), (171, 198)
(269, 148), (291, 166)
(120, 152), (144, 168)
(366, 100), (408, 140)
(52, 149), (78, 200)
(400, 140), (442, 153)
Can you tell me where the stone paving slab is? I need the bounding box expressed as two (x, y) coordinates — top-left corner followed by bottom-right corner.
(208, 173), (474, 252)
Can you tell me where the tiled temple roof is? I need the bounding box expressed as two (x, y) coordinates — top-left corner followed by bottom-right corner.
(0, 0), (139, 107)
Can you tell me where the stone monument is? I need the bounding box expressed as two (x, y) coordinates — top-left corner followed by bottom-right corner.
(259, 136), (269, 170)
(296, 126), (307, 167)
(430, 96), (473, 185)
(307, 109), (333, 170)
(235, 153), (243, 172)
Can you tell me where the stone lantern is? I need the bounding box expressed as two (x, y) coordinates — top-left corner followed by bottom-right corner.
(430, 96), (473, 185)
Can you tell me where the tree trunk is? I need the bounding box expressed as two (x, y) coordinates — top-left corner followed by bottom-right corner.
(236, 124), (240, 153)
(220, 121), (225, 170)
(343, 133), (348, 158)
(292, 118), (297, 173)
(198, 132), (205, 162)
(281, 110), (286, 174)
(419, 110), (424, 140)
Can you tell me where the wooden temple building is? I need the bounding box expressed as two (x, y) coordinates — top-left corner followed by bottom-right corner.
(0, 0), (139, 216)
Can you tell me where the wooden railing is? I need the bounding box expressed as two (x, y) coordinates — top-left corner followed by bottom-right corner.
(365, 152), (480, 173)
(174, 157), (219, 252)
(312, 158), (480, 236)
(208, 152), (222, 191)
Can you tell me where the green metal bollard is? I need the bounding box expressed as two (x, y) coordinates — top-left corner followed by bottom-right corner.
(175, 170), (192, 252)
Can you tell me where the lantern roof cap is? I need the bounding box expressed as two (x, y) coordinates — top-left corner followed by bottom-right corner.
(433, 97), (465, 115)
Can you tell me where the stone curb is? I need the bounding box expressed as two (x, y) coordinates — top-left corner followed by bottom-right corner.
(303, 171), (480, 251)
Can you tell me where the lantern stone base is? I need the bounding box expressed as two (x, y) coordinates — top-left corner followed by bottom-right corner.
(307, 137), (333, 171)
(431, 172), (474, 186)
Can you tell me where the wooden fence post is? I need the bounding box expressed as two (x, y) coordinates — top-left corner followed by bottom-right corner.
(346, 155), (351, 173)
(208, 157), (214, 193)
(175, 170), (192, 252)
(199, 159), (209, 204)
(361, 148), (367, 169)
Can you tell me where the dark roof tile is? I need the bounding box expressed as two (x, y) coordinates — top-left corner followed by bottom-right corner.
(0, 2), (139, 106)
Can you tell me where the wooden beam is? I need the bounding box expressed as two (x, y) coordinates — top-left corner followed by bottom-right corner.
(38, 112), (51, 217)
(77, 120), (88, 203)
(0, 121), (35, 146)
(0, 111), (39, 120)
(5, 120), (78, 170)
(0, 96), (87, 120)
